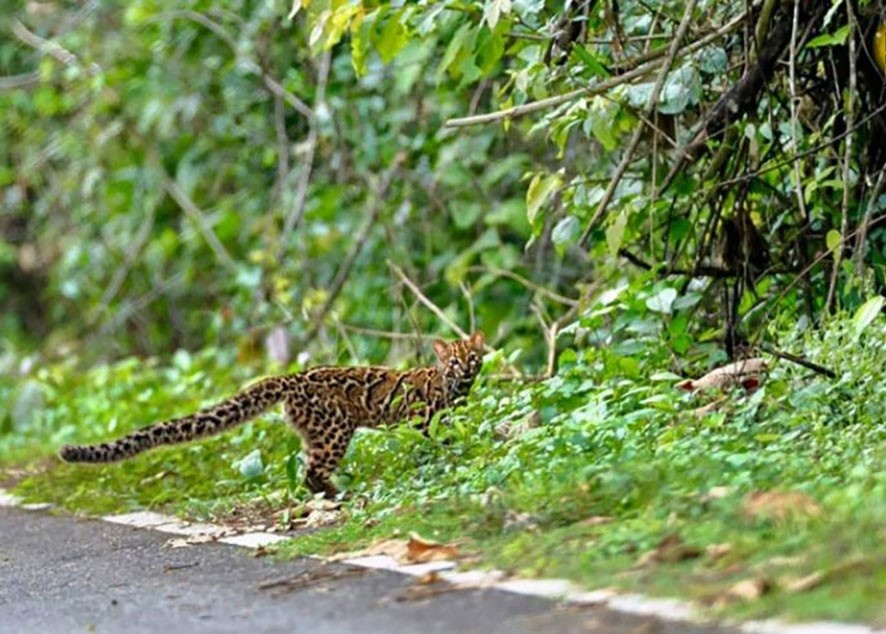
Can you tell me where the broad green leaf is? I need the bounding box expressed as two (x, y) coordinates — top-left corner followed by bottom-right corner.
(375, 11), (409, 63)
(235, 449), (264, 479)
(852, 296), (885, 340)
(436, 22), (476, 82)
(451, 201), (482, 229)
(659, 65), (701, 115)
(525, 171), (563, 227)
(350, 9), (372, 76)
(308, 9), (331, 48)
(646, 287), (678, 314)
(584, 97), (620, 151)
(826, 229), (842, 254)
(605, 211), (627, 255)
(476, 23), (506, 73)
(323, 4), (360, 51)
(551, 215), (580, 254)
(696, 48), (727, 74)
(807, 24), (850, 48)
(572, 46), (610, 78)
(484, 0), (512, 29)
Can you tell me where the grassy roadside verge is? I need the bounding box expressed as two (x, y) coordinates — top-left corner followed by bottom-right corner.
(2, 316), (884, 626)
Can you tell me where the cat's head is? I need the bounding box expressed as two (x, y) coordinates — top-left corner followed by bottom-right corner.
(433, 332), (485, 394)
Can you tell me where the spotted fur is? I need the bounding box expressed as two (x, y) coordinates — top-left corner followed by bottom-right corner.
(59, 333), (485, 497)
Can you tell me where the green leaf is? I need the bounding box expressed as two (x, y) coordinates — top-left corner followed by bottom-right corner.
(646, 288), (678, 314)
(475, 24), (506, 73)
(484, 0), (512, 29)
(826, 229), (842, 254)
(605, 211), (627, 256)
(551, 215), (580, 254)
(659, 65), (701, 115)
(324, 4), (360, 50)
(436, 22), (476, 82)
(696, 47), (728, 74)
(584, 97), (620, 151)
(572, 46), (610, 78)
(852, 296), (885, 340)
(451, 201), (482, 229)
(807, 24), (850, 48)
(350, 10), (371, 76)
(375, 11), (409, 64)
(525, 171), (562, 227)
(235, 449), (264, 479)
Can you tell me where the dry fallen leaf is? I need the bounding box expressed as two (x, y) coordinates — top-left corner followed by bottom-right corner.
(678, 358), (768, 392)
(726, 577), (771, 602)
(579, 516), (613, 527)
(405, 533), (461, 563)
(706, 543), (733, 561)
(636, 534), (702, 567)
(358, 538), (409, 561)
(343, 533), (461, 565)
(783, 570), (825, 593)
(303, 510), (342, 529)
(743, 491), (821, 521)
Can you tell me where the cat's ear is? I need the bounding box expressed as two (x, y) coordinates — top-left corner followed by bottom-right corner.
(470, 331), (485, 348)
(432, 339), (450, 361)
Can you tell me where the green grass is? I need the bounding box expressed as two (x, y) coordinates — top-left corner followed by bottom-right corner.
(1, 315), (884, 626)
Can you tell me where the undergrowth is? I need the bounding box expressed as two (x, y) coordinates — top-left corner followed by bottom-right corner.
(1, 305), (884, 625)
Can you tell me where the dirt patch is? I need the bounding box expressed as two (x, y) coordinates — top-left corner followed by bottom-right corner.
(209, 497), (343, 536)
(0, 456), (56, 489)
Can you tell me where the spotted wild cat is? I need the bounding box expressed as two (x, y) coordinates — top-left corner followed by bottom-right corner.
(59, 332), (485, 497)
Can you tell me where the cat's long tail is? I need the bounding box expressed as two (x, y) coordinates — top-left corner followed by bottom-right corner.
(58, 377), (291, 463)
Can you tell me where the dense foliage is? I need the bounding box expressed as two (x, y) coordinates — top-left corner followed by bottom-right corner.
(3, 0), (885, 365)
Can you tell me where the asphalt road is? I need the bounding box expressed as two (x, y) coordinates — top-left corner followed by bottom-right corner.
(0, 506), (740, 634)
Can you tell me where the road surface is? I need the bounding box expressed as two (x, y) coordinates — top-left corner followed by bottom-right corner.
(0, 505), (739, 634)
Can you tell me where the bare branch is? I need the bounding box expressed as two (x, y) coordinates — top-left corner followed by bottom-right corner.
(388, 262), (470, 341)
(854, 167), (886, 283)
(162, 176), (237, 270)
(302, 153), (406, 344)
(280, 51), (331, 248)
(159, 10), (313, 119)
(826, 3), (857, 314)
(760, 344), (836, 379)
(337, 324), (438, 341)
(12, 19), (100, 74)
(444, 10), (747, 129)
(90, 203), (157, 324)
(0, 72), (39, 90)
(468, 265), (579, 306)
(787, 0), (808, 224)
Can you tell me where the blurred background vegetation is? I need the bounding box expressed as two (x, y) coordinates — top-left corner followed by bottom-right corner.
(2, 0), (882, 372)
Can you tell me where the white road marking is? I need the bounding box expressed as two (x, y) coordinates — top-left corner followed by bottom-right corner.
(2, 489), (880, 634)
